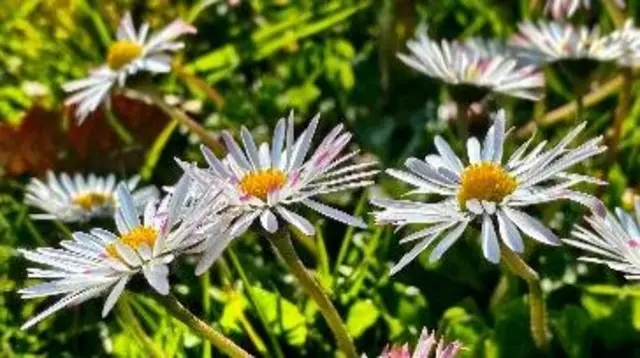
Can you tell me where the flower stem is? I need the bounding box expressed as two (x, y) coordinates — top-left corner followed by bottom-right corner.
(610, 68), (632, 160)
(138, 89), (226, 155)
(517, 74), (625, 137)
(152, 292), (253, 358)
(500, 244), (549, 350)
(266, 229), (358, 358)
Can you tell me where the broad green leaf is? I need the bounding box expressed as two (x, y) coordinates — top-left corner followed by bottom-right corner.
(252, 287), (307, 347)
(346, 300), (379, 338)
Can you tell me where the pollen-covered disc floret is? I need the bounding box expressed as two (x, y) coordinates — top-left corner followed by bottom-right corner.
(182, 111), (378, 274)
(239, 169), (288, 200)
(564, 199), (640, 280)
(25, 171), (158, 222)
(63, 12), (196, 123)
(18, 177), (223, 329)
(398, 33), (545, 100)
(457, 163), (517, 208)
(372, 109), (606, 272)
(106, 41), (143, 70)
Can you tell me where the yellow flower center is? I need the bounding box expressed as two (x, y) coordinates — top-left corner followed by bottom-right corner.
(105, 226), (158, 259)
(457, 162), (517, 208)
(106, 41), (142, 70)
(239, 169), (287, 200)
(72, 193), (112, 211)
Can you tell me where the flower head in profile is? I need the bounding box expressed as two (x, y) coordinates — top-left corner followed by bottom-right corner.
(398, 34), (545, 100)
(564, 200), (640, 279)
(63, 12), (196, 123)
(372, 110), (605, 273)
(19, 178), (218, 329)
(544, 0), (625, 19)
(25, 171), (158, 222)
(183, 112), (377, 273)
(376, 328), (462, 358)
(511, 21), (627, 64)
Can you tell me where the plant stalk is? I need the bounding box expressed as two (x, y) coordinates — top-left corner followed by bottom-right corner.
(500, 244), (549, 350)
(266, 229), (358, 358)
(141, 89), (226, 155)
(517, 74), (624, 137)
(609, 68), (633, 160)
(152, 293), (253, 358)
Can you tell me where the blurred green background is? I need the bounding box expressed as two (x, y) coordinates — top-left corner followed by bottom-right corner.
(2, 0), (640, 357)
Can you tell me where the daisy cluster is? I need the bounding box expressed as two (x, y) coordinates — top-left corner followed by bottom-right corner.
(397, 0), (639, 105)
(16, 6), (640, 356)
(20, 110), (377, 328)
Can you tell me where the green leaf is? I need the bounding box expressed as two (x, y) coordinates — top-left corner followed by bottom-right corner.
(252, 287), (308, 347)
(554, 306), (590, 358)
(346, 299), (379, 338)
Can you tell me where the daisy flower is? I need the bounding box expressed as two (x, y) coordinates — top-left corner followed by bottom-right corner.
(19, 177), (222, 329)
(183, 112), (377, 273)
(25, 171), (158, 223)
(397, 34), (545, 100)
(511, 21), (627, 64)
(564, 200), (640, 279)
(372, 110), (606, 273)
(375, 328), (462, 358)
(544, 0), (625, 19)
(63, 12), (196, 123)
(607, 21), (640, 67)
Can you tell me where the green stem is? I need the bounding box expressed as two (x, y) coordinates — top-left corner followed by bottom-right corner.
(227, 250), (284, 358)
(610, 68), (633, 160)
(116, 297), (165, 358)
(105, 109), (134, 145)
(603, 0), (626, 28)
(266, 229), (358, 358)
(500, 244), (549, 350)
(334, 193), (367, 275)
(140, 89), (226, 155)
(201, 272), (212, 358)
(152, 293), (252, 358)
(517, 74), (625, 137)
(456, 102), (469, 142)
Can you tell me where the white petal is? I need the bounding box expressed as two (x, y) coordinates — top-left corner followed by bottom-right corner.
(467, 137), (481, 164)
(102, 276), (129, 317)
(260, 209), (279, 233)
(390, 231), (443, 275)
(143, 263), (170, 295)
(429, 221), (469, 262)
(301, 199), (366, 228)
(195, 235), (235, 276)
(497, 209), (524, 253)
(481, 215), (500, 263)
(276, 206), (315, 236)
(503, 207), (561, 246)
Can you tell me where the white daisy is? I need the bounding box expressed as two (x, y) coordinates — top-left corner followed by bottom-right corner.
(564, 200), (640, 279)
(607, 20), (640, 67)
(25, 171), (158, 223)
(19, 177), (220, 329)
(182, 112), (377, 273)
(63, 12), (196, 123)
(397, 34), (545, 100)
(511, 21), (627, 64)
(544, 0), (625, 19)
(372, 110), (606, 273)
